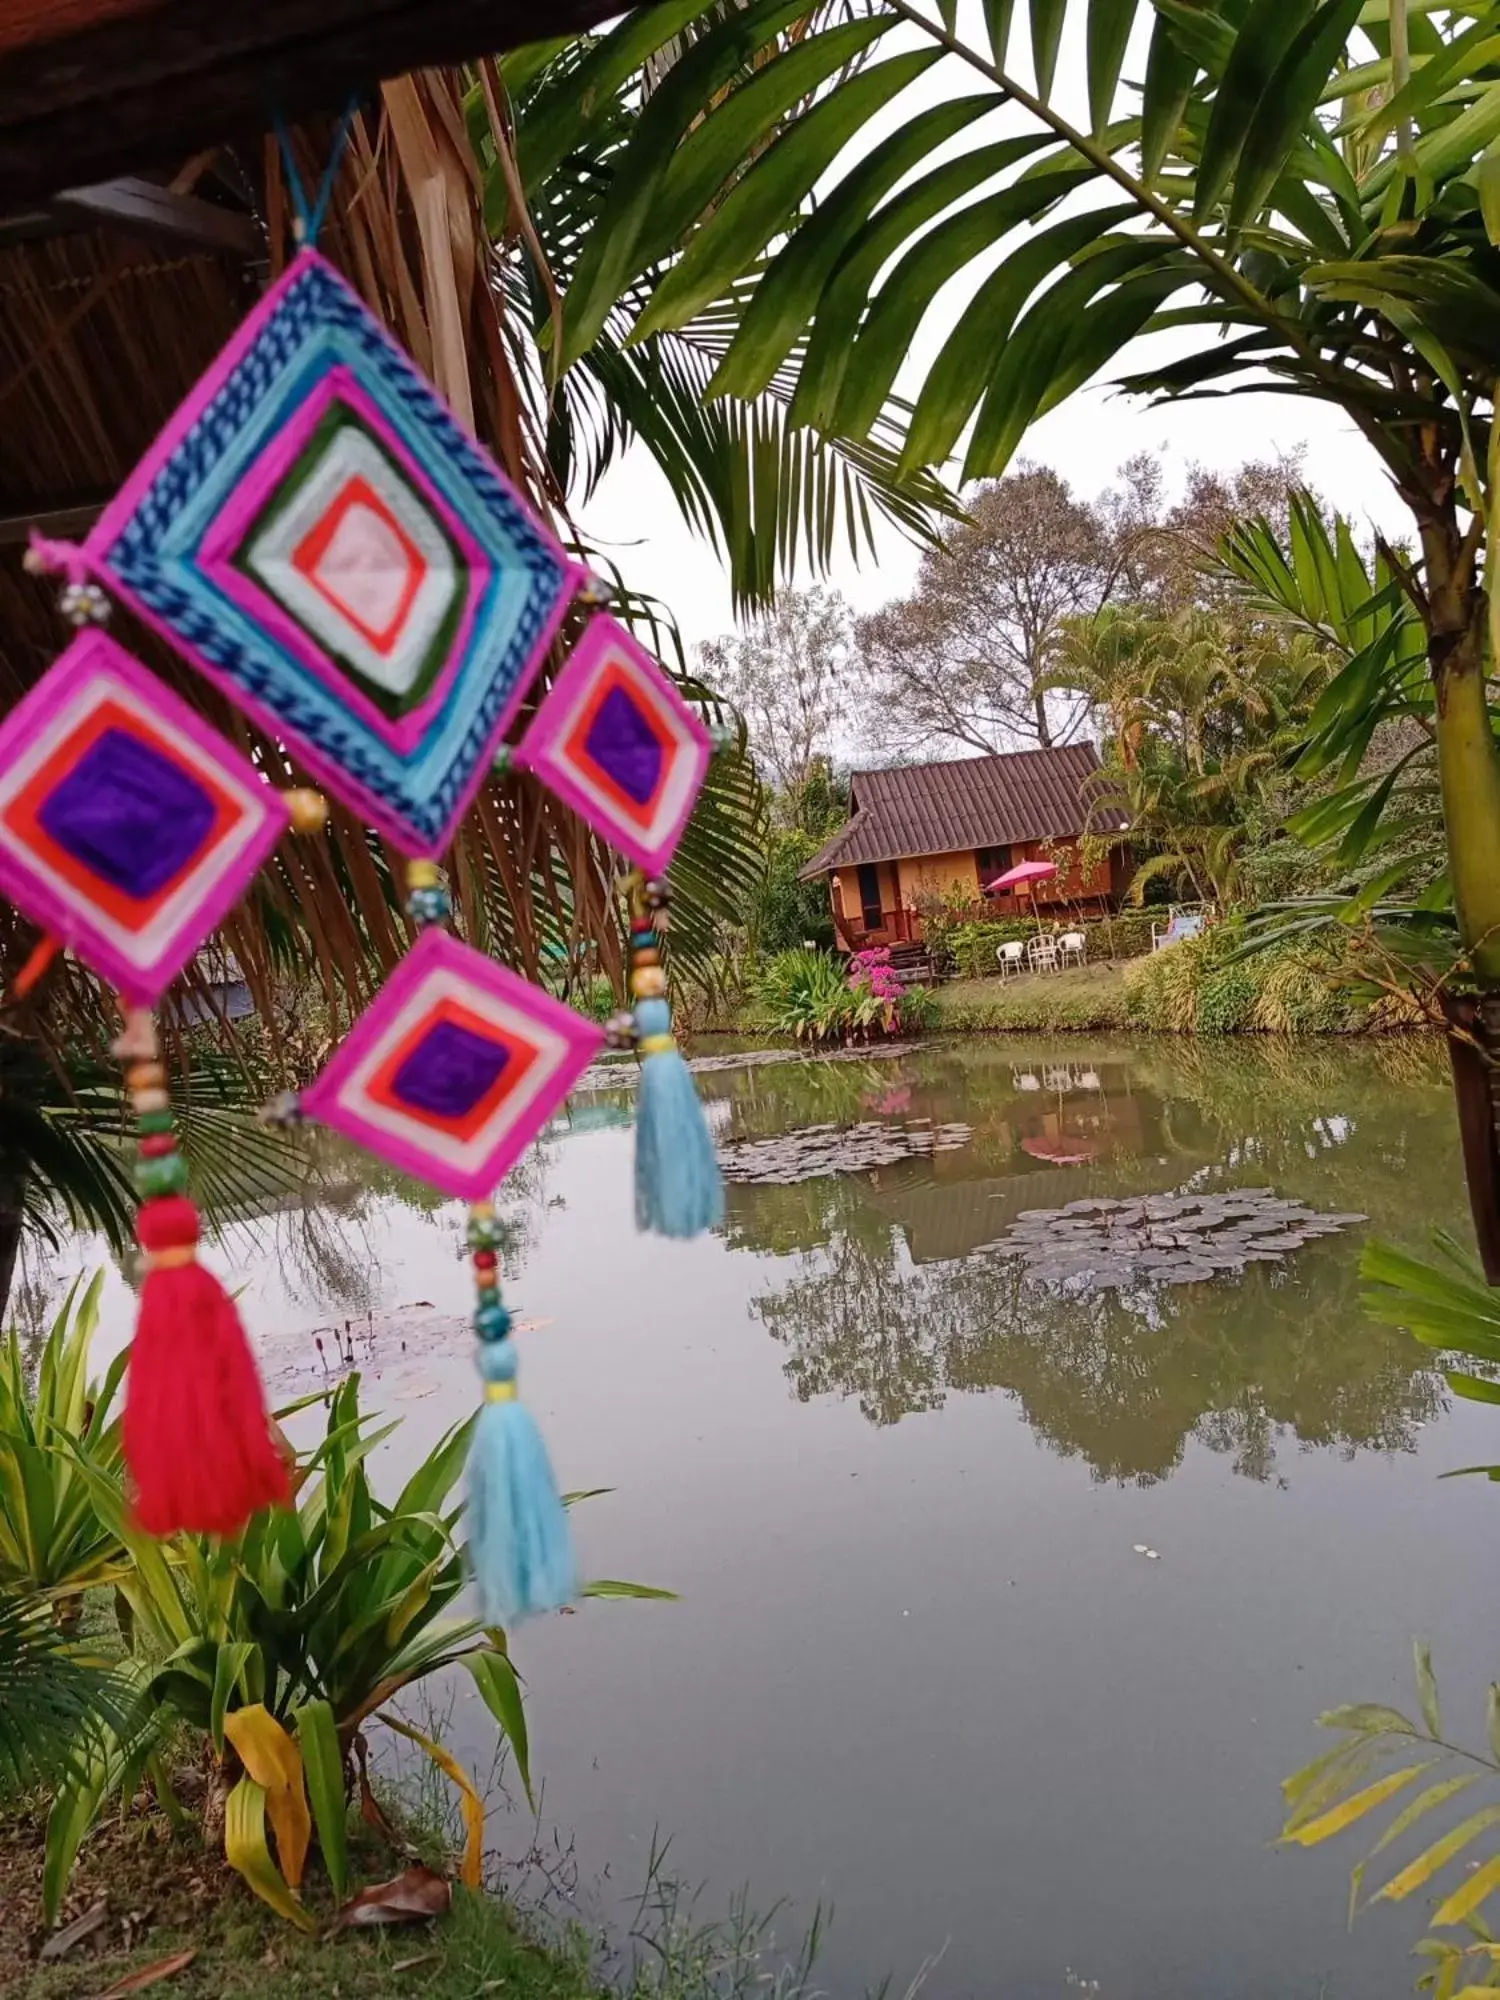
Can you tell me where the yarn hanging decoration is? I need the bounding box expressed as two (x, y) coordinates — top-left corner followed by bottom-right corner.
(623, 874), (723, 1240)
(116, 1009), (290, 1536)
(515, 613), (711, 879)
(290, 859), (599, 1622)
(27, 250), (590, 860)
(0, 634), (290, 1006)
(0, 635), (297, 1538)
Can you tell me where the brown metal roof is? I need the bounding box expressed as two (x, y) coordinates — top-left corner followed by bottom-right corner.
(800, 743), (1127, 876)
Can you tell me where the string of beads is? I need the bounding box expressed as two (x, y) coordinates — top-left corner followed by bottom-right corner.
(402, 859), (515, 1397)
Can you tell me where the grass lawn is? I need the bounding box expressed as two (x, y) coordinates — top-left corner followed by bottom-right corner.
(930, 961), (1132, 1032)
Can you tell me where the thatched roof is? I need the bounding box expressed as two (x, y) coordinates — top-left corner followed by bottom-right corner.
(0, 3), (637, 203)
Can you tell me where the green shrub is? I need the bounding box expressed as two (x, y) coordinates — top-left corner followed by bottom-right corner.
(756, 948), (854, 1042)
(897, 984), (940, 1033)
(1124, 920), (1384, 1035)
(1196, 961), (1258, 1034)
(943, 910), (1159, 979)
(747, 828), (836, 954)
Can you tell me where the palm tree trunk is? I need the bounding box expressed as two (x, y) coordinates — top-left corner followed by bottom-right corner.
(1424, 507), (1500, 1279)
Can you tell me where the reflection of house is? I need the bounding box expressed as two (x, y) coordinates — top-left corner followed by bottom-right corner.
(799, 744), (1131, 950)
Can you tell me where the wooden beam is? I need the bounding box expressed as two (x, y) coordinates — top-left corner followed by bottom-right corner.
(51, 177), (263, 257)
(0, 2), (649, 205)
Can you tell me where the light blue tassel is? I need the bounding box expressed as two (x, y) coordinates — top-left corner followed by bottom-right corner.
(467, 1339), (575, 1627)
(634, 995), (724, 1238)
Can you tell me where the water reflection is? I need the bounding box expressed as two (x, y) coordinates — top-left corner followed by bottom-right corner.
(693, 1039), (1449, 1482)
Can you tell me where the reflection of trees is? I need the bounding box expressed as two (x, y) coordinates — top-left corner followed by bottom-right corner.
(754, 1226), (1444, 1483)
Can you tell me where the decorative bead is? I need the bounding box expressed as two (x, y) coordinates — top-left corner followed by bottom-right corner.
(406, 883), (452, 927)
(138, 1133), (177, 1160)
(406, 859), (441, 889)
(475, 1266), (499, 1291)
(631, 966), (667, 1000)
(632, 947), (660, 969)
(467, 1211), (504, 1252)
(643, 879), (670, 908)
(112, 1009), (159, 1062)
(258, 1090), (304, 1129)
(135, 1150), (189, 1199)
(630, 930), (657, 952)
(132, 1086), (169, 1116)
(474, 1300), (514, 1343)
(125, 1061), (166, 1092)
(605, 1010), (638, 1049)
(136, 1108), (175, 1136)
(492, 744), (513, 775)
(473, 1249), (498, 1272)
(284, 787), (329, 834)
(579, 573), (614, 608)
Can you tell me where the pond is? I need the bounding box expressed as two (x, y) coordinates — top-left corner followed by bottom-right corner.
(51, 1034), (1500, 1998)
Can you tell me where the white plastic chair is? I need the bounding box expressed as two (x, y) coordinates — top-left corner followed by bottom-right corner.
(1058, 930), (1086, 968)
(996, 940), (1026, 979)
(1027, 934), (1059, 973)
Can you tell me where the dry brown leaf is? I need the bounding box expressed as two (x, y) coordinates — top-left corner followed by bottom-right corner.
(89, 1949), (198, 1998)
(331, 1864), (452, 1931)
(40, 1900), (109, 1961)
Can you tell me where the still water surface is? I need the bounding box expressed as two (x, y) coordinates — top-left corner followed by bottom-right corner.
(66, 1036), (1500, 1997)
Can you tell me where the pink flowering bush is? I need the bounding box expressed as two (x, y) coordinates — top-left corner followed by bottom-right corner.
(848, 947), (905, 1036)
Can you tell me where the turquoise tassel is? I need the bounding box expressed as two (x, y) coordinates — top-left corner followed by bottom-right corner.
(634, 995), (723, 1238)
(467, 1339), (575, 1627)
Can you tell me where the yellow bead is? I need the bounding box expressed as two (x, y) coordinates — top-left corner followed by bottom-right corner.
(284, 787), (329, 835)
(406, 859), (440, 889)
(631, 966), (667, 1000)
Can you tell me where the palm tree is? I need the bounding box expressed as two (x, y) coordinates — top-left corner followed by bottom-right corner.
(543, 0), (1500, 1000)
(1046, 604), (1329, 906)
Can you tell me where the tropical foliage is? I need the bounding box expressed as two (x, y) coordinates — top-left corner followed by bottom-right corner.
(536, 0), (1500, 1021)
(1048, 599), (1330, 904)
(0, 1287), (664, 1928)
(1281, 1643), (1500, 1998)
(756, 947), (937, 1043)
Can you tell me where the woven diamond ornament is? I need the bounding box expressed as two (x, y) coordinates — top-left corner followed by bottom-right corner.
(302, 926), (604, 1200)
(0, 631), (289, 1004)
(80, 251), (588, 858)
(516, 614), (712, 876)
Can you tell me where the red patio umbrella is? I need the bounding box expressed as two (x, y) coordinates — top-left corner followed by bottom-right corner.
(984, 858), (1058, 935)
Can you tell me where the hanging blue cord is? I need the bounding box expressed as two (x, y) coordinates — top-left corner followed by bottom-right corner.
(273, 97), (359, 249)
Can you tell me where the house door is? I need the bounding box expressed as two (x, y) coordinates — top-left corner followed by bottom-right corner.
(857, 862), (883, 932)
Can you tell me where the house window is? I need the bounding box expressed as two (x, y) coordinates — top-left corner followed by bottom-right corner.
(856, 862), (883, 929)
(975, 845), (1011, 890)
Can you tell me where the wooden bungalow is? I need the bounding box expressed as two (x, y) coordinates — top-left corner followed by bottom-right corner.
(800, 743), (1131, 952)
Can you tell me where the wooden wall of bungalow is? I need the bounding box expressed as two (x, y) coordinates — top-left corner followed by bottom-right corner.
(826, 836), (1130, 950)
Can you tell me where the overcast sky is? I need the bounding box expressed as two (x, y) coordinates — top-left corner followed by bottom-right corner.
(576, 2), (1409, 660)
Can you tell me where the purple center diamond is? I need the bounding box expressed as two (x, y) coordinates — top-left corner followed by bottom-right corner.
(391, 1019), (510, 1121)
(585, 686), (663, 806)
(38, 727), (217, 900)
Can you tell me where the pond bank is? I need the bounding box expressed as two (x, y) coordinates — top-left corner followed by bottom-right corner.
(4, 1797), (604, 2000)
(705, 959), (1432, 1040)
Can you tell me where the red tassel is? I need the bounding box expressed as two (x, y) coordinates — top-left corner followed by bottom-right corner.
(123, 1196), (289, 1537)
